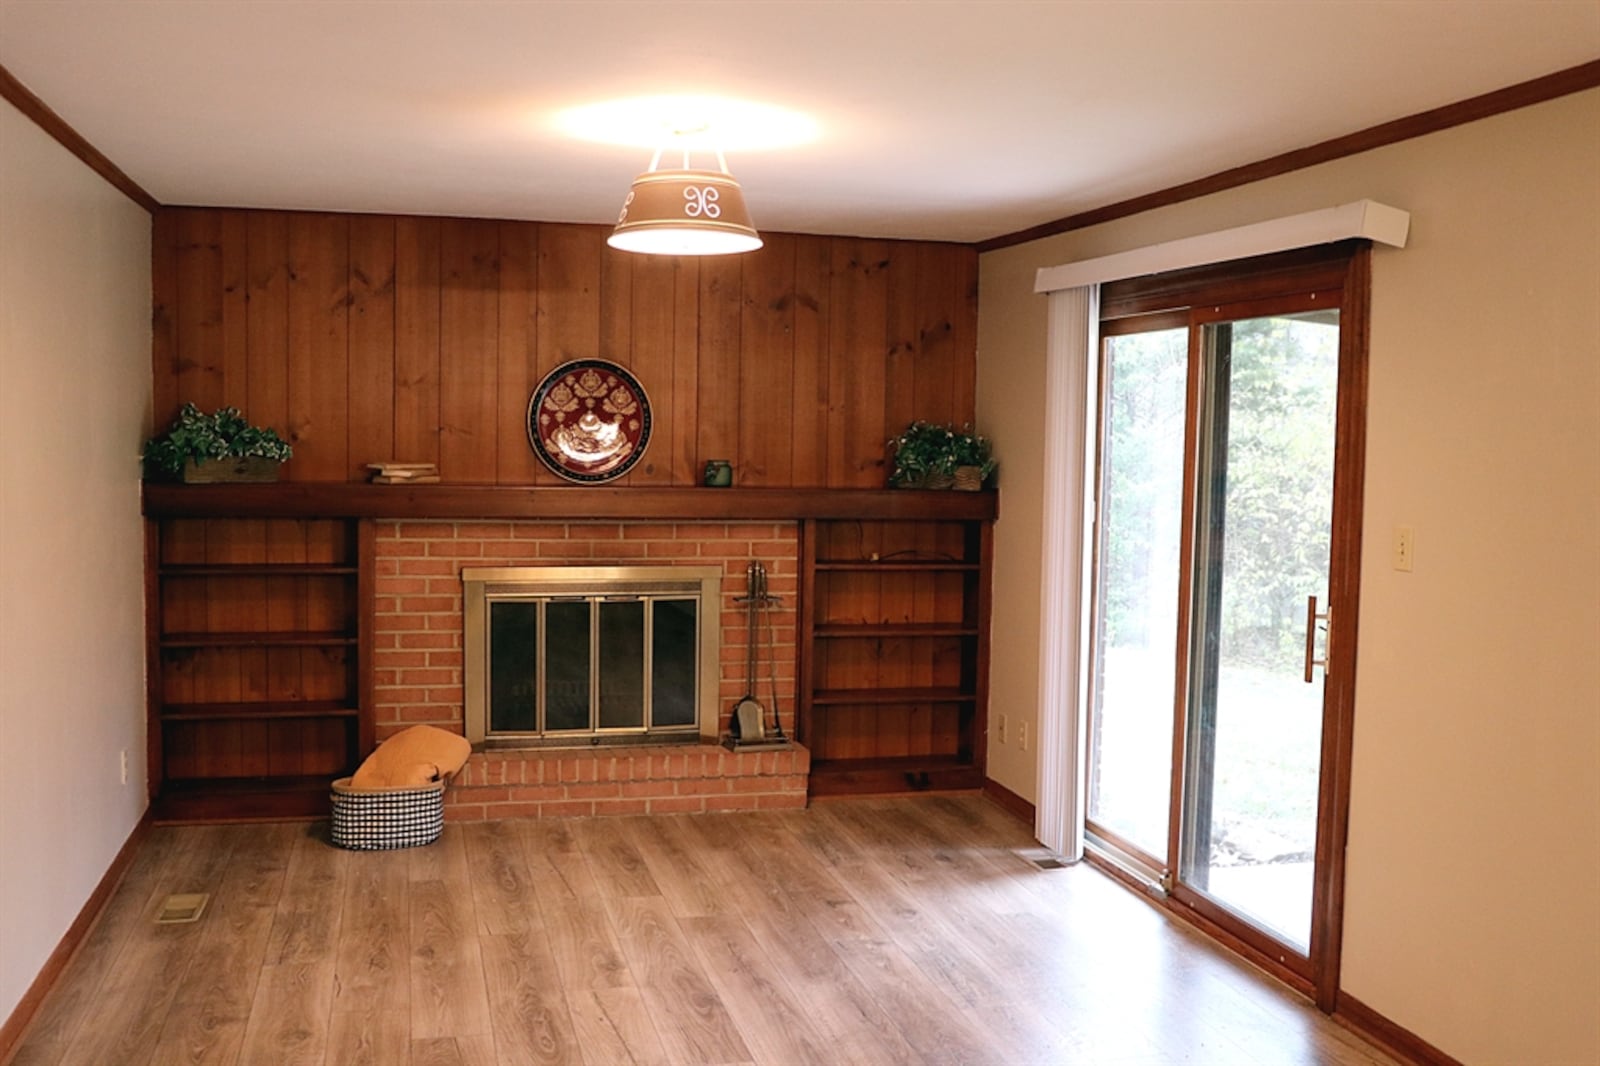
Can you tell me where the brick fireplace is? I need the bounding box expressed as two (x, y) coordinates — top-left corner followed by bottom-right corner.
(372, 519), (807, 819)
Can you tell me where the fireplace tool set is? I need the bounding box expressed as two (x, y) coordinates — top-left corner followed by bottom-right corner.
(724, 559), (790, 751)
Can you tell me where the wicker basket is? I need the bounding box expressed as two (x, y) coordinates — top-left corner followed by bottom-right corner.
(953, 465), (984, 491)
(330, 776), (445, 851)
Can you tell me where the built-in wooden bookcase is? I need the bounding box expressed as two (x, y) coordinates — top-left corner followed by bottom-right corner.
(147, 517), (373, 822)
(800, 516), (992, 796)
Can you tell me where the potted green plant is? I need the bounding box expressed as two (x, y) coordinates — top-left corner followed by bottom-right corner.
(887, 421), (997, 490)
(143, 403), (293, 483)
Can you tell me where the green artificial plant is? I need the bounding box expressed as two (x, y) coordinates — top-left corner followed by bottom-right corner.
(887, 421), (997, 487)
(143, 403), (293, 479)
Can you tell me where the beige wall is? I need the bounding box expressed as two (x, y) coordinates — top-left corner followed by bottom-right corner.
(977, 88), (1600, 1063)
(0, 99), (152, 1023)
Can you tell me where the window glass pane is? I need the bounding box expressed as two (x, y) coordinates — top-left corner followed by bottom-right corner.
(544, 601), (591, 731)
(488, 601), (538, 733)
(652, 599), (698, 727)
(598, 600), (645, 729)
(1088, 327), (1187, 859)
(1180, 310), (1339, 952)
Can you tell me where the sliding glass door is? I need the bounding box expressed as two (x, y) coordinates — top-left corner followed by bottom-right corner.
(1177, 303), (1339, 954)
(1086, 323), (1187, 863)
(1084, 248), (1367, 1000)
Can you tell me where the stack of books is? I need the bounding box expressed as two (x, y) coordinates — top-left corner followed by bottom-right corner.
(367, 462), (440, 485)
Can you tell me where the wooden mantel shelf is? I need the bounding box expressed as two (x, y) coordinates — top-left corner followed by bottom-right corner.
(142, 483), (999, 522)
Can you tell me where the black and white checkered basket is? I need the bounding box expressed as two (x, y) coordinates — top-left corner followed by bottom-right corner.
(330, 777), (445, 850)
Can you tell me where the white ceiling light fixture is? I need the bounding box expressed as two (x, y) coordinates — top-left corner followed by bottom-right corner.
(607, 144), (762, 257)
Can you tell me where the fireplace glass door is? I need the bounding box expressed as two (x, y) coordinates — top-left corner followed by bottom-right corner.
(487, 594), (700, 740)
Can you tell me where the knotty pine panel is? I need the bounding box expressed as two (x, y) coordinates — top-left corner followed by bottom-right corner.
(439, 219), (501, 483)
(625, 254), (678, 485)
(245, 212), (291, 440)
(496, 222), (542, 485)
(790, 235), (831, 487)
(286, 213), (351, 481)
(394, 216), (443, 466)
(826, 239), (890, 488)
(738, 233), (796, 487)
(153, 209), (977, 488)
(348, 216), (398, 480)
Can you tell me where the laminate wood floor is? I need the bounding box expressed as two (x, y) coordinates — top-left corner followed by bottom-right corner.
(11, 796), (1399, 1066)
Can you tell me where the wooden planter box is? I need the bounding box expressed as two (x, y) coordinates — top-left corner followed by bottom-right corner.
(181, 457), (282, 483)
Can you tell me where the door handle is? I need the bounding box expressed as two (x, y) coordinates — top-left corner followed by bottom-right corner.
(1304, 595), (1331, 683)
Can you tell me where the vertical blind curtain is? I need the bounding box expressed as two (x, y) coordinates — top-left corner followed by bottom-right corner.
(1035, 284), (1100, 860)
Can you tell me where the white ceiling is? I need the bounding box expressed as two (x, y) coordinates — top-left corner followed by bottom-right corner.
(1, 1), (1596, 243)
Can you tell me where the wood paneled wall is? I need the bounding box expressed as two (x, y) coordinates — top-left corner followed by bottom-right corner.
(152, 209), (978, 488)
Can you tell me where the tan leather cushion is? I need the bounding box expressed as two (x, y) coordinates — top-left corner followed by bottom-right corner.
(350, 725), (472, 790)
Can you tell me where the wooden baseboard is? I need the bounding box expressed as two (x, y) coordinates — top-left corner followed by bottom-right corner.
(981, 777), (1035, 825)
(1334, 992), (1464, 1066)
(0, 811), (151, 1062)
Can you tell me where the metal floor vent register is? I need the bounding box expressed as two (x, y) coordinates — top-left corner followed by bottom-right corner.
(1015, 846), (1071, 870)
(154, 893), (210, 924)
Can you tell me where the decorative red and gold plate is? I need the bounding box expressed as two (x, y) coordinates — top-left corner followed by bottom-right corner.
(526, 359), (652, 483)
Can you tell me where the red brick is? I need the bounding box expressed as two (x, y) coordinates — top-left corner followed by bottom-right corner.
(593, 542), (651, 558)
(431, 540), (482, 557)
(375, 651), (428, 669)
(396, 522), (447, 539)
(425, 615), (461, 630)
(376, 577), (430, 595)
(456, 787), (511, 804)
(372, 686), (430, 702)
(454, 522), (513, 540)
(393, 707), (448, 725)
(481, 542), (542, 562)
(731, 775), (779, 793)
(509, 785), (568, 802)
(620, 780), (677, 799)
(705, 794), (762, 811)
(569, 523), (622, 539)
(697, 541), (755, 559)
(541, 800), (596, 818)
(621, 523), (677, 539)
(757, 792), (808, 809)
(647, 541), (699, 556)
(567, 782), (621, 800)
(444, 804), (486, 821)
(395, 558), (459, 576)
(648, 797), (706, 814)
(538, 541), (595, 558)
(398, 631), (457, 650)
(400, 596), (457, 614)
(723, 523), (782, 539)
(677, 779), (730, 796)
(428, 651), (464, 668)
(512, 525), (570, 540)
(398, 668), (457, 686)
(592, 799), (650, 817)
